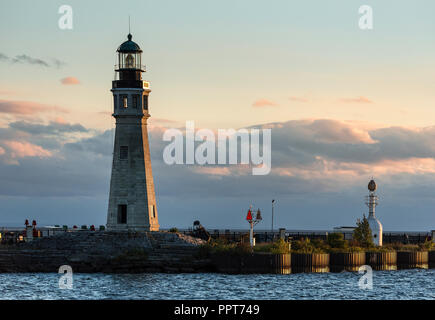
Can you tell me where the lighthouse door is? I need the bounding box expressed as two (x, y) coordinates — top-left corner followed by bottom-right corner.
(117, 204), (127, 224)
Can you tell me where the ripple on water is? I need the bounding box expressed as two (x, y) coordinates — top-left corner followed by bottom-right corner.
(0, 269), (434, 300)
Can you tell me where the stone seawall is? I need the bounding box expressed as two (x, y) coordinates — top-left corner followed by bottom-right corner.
(0, 231), (212, 273)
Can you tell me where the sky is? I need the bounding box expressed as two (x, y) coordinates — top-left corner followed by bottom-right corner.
(0, 0), (435, 231)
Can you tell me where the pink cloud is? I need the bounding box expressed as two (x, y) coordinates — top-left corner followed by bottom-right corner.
(2, 141), (52, 159)
(340, 96), (373, 104)
(195, 167), (232, 176)
(289, 96), (309, 103)
(0, 100), (68, 115)
(60, 77), (80, 85)
(53, 116), (68, 124)
(150, 118), (179, 125)
(252, 99), (278, 107)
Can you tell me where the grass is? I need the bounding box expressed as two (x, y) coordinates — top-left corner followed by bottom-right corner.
(253, 239), (291, 254)
(383, 241), (433, 252)
(198, 239), (291, 257)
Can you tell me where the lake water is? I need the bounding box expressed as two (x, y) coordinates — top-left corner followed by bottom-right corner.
(0, 269), (434, 300)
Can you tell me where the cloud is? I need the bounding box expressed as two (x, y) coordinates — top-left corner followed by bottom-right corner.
(289, 96), (309, 103)
(11, 54), (50, 67)
(52, 58), (67, 68)
(0, 53), (66, 68)
(252, 99), (278, 107)
(1, 118), (435, 229)
(60, 77), (80, 85)
(2, 141), (52, 159)
(4, 118), (435, 198)
(194, 166), (232, 177)
(340, 96), (373, 104)
(9, 120), (87, 135)
(0, 100), (68, 115)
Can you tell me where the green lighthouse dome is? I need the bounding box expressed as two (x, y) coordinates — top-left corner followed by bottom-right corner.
(117, 34), (142, 53)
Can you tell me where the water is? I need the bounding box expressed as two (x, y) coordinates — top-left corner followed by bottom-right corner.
(0, 269), (434, 300)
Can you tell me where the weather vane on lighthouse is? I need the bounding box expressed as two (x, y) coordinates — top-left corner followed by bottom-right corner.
(106, 32), (159, 231)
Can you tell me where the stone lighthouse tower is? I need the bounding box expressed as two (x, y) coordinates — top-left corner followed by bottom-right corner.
(106, 33), (159, 231)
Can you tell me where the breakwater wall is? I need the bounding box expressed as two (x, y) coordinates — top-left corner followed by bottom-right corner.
(212, 252), (291, 274)
(0, 231), (210, 273)
(397, 251), (429, 269)
(0, 232), (433, 274)
(212, 250), (432, 274)
(291, 253), (329, 273)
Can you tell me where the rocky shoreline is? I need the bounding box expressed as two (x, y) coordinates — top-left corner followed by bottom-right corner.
(0, 231), (212, 273)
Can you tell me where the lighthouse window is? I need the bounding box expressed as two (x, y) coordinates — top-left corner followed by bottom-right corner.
(119, 95), (128, 108)
(149, 205), (156, 218)
(120, 146), (128, 160)
(117, 205), (127, 224)
(133, 95), (138, 108)
(126, 54), (134, 68)
(143, 95), (148, 110)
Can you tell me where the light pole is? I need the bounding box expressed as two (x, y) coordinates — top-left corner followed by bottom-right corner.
(271, 199), (275, 237)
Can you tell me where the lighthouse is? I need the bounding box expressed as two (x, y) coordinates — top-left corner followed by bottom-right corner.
(106, 33), (159, 231)
(365, 179), (382, 246)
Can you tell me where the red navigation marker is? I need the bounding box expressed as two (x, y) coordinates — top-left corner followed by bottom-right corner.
(246, 209), (253, 221)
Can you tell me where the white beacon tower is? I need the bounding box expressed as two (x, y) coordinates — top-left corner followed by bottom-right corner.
(365, 179), (383, 246)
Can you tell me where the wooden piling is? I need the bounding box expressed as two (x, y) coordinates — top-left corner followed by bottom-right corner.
(330, 252), (366, 272)
(429, 251), (435, 268)
(365, 251), (397, 270)
(291, 253), (330, 273)
(397, 251), (429, 269)
(211, 252), (291, 274)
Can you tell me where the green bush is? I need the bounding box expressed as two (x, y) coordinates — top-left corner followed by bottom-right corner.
(327, 233), (347, 249)
(365, 246), (396, 253)
(291, 238), (327, 254)
(328, 246), (364, 253)
(353, 215), (374, 248)
(169, 227), (179, 233)
(254, 239), (291, 254)
(202, 239), (253, 256)
(384, 242), (421, 252)
(270, 239), (291, 254)
(420, 240), (434, 251)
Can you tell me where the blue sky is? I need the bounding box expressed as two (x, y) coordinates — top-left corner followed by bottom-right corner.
(0, 1), (435, 231)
